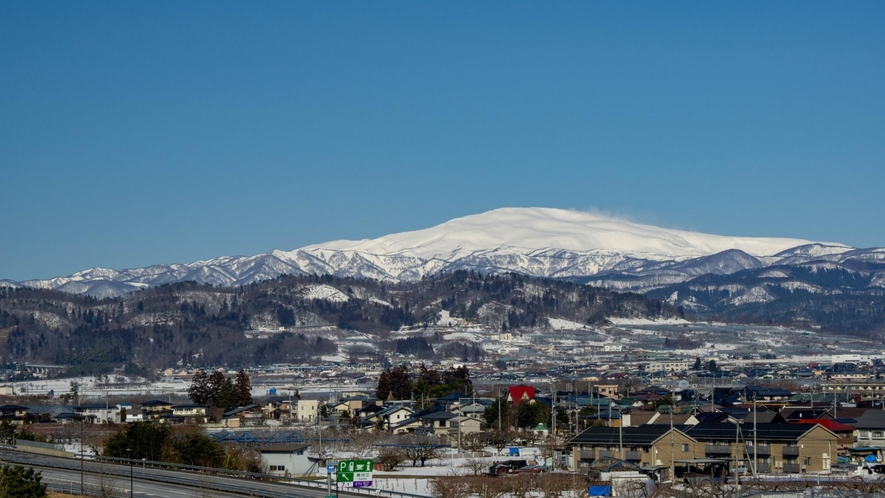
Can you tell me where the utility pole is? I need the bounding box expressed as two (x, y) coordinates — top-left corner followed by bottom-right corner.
(80, 416), (84, 496)
(498, 387), (502, 432)
(551, 389), (556, 436)
(734, 421), (740, 490)
(753, 398), (758, 477)
(669, 406), (675, 483)
(618, 407), (623, 461)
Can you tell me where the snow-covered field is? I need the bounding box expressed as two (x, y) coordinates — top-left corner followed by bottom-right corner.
(608, 317), (692, 326)
(545, 318), (588, 330)
(318, 447), (549, 496)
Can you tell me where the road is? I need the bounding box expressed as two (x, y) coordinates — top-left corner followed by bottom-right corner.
(0, 450), (418, 498)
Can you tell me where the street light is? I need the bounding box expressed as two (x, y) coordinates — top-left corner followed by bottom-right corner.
(126, 448), (133, 497)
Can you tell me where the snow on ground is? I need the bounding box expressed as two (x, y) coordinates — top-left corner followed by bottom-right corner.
(12, 375), (192, 399)
(317, 448), (548, 496)
(608, 317), (692, 326)
(442, 332), (482, 342)
(302, 284), (350, 303)
(436, 310), (456, 326)
(545, 318), (587, 330)
(320, 355), (348, 364)
(369, 297), (392, 307)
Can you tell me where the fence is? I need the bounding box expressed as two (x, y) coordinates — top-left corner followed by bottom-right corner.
(14, 439), (70, 458)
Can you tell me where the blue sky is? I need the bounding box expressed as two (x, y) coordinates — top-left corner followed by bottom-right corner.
(1, 2), (883, 281)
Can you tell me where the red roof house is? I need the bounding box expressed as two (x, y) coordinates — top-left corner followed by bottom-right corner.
(507, 385), (536, 406)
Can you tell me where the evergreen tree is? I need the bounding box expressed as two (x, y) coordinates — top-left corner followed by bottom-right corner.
(104, 422), (172, 461)
(441, 366), (473, 394)
(207, 370), (226, 407)
(235, 369), (253, 407)
(217, 378), (239, 410)
(516, 401), (550, 429)
(376, 365), (412, 400)
(412, 364), (443, 404)
(483, 397), (513, 430)
(175, 429), (225, 467)
(0, 421), (15, 445)
(188, 369), (211, 405)
(0, 465), (48, 498)
(693, 357), (702, 370)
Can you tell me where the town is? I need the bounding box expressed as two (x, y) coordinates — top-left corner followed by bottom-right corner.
(3, 317), (885, 497)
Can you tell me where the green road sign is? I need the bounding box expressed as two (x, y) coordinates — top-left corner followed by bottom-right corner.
(336, 459), (374, 486)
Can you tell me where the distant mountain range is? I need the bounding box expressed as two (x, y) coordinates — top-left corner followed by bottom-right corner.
(2, 207), (884, 329)
(0, 272), (676, 373)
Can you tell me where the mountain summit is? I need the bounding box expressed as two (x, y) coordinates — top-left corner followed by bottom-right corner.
(304, 207), (819, 259)
(10, 207), (863, 297)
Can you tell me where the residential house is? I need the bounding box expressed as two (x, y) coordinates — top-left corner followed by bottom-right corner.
(454, 401), (488, 419)
(74, 404), (122, 424)
(779, 408), (833, 422)
(258, 444), (314, 477)
(507, 385), (536, 406)
(330, 395), (376, 418)
(683, 423), (838, 474)
(592, 384), (621, 400)
(0, 405), (29, 423)
(359, 404), (416, 433)
(171, 404), (208, 424)
(793, 419), (856, 455)
(223, 404), (263, 428)
(742, 386), (794, 402)
(434, 393), (467, 412)
(140, 400), (173, 421)
(622, 411), (698, 427)
(449, 415), (483, 438)
(850, 410), (885, 448)
(261, 396), (295, 421)
(570, 425), (697, 480)
(296, 400), (320, 423)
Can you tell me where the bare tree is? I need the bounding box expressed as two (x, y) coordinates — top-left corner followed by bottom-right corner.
(518, 427), (539, 447)
(461, 458), (488, 476)
(461, 432), (486, 453)
(400, 434), (445, 467)
(462, 476), (508, 498)
(429, 476), (470, 498)
(376, 446), (405, 471)
(537, 472), (569, 498)
(504, 473), (537, 498)
(488, 429), (517, 456)
(345, 430), (382, 459)
(538, 434), (558, 464)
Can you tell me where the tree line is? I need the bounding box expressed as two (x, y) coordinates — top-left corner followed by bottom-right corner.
(0, 271), (681, 374)
(104, 422), (260, 471)
(375, 364), (473, 406)
(187, 369), (253, 412)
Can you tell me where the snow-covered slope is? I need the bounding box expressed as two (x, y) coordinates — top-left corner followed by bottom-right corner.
(303, 207), (816, 259)
(9, 207), (865, 297)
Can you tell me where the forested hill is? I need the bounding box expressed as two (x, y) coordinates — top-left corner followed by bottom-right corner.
(0, 271), (678, 374)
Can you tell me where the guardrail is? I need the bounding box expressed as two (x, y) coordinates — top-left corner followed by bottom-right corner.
(3, 450), (431, 498)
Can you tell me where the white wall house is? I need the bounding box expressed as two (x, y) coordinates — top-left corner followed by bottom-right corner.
(259, 444), (314, 477)
(75, 404), (122, 424)
(297, 400), (320, 423)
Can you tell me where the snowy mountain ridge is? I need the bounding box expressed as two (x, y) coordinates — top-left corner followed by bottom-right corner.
(9, 207), (875, 298)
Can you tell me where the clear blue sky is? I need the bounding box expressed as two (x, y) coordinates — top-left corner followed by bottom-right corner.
(2, 2), (883, 281)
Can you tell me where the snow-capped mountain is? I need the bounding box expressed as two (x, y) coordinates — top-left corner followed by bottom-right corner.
(9, 207), (880, 298)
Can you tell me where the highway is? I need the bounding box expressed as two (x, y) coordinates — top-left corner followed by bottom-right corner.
(0, 450), (423, 498)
